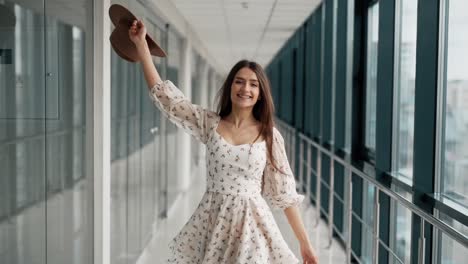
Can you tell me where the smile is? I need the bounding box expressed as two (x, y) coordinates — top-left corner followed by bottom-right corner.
(237, 94), (253, 99)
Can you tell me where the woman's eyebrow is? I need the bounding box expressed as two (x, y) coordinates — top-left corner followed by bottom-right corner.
(235, 77), (258, 82)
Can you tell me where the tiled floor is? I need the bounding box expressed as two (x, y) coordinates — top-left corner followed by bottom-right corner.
(136, 165), (347, 264)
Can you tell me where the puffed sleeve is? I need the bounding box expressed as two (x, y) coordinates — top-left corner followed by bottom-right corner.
(261, 127), (305, 210)
(148, 80), (219, 144)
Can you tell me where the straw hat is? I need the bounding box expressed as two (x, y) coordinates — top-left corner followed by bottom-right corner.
(109, 4), (167, 62)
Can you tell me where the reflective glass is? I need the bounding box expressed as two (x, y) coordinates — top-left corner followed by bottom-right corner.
(442, 0), (468, 205)
(110, 8), (170, 263)
(166, 30), (182, 208)
(394, 0), (417, 182)
(364, 3), (379, 151)
(390, 190), (412, 264)
(45, 15), (93, 264)
(0, 0), (93, 263)
(438, 213), (468, 263)
(361, 183), (375, 264)
(191, 52), (203, 167)
(439, 0), (468, 261)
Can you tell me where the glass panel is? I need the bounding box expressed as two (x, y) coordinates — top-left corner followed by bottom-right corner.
(166, 30), (181, 209)
(191, 52), (202, 167)
(439, 232), (468, 263)
(438, 213), (468, 263)
(439, 1), (468, 260)
(149, 21), (168, 222)
(44, 0), (93, 263)
(394, 0), (417, 182)
(390, 189), (412, 264)
(127, 63), (142, 259)
(110, 50), (129, 264)
(361, 182), (375, 264)
(0, 1), (46, 263)
(441, 0), (468, 206)
(110, 11), (169, 263)
(140, 83), (157, 247)
(364, 3), (379, 151)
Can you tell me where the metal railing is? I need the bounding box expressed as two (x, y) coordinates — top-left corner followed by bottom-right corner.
(275, 118), (468, 264)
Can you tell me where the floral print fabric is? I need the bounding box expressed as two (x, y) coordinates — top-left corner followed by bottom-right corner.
(149, 80), (305, 263)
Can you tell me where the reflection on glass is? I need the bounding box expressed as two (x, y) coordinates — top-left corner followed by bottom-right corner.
(361, 183), (375, 264)
(0, 0), (92, 263)
(438, 213), (468, 263)
(442, 0), (468, 204)
(166, 30), (182, 208)
(394, 0), (417, 182)
(440, 0), (468, 262)
(110, 17), (173, 264)
(191, 52), (204, 167)
(365, 3), (379, 151)
(390, 190), (412, 264)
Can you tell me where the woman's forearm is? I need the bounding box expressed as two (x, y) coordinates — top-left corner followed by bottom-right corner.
(136, 42), (162, 89)
(284, 205), (311, 245)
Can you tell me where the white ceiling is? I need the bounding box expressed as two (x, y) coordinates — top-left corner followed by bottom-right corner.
(172, 0), (322, 73)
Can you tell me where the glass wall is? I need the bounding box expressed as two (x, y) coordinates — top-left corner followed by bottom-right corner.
(439, 0), (468, 262)
(190, 51), (204, 166)
(393, 0), (418, 183)
(361, 183), (375, 264)
(165, 30), (182, 207)
(108, 0), (196, 260)
(267, 0), (468, 262)
(109, 4), (173, 263)
(364, 2), (379, 152)
(440, 0), (468, 210)
(390, 189), (412, 264)
(0, 0), (93, 263)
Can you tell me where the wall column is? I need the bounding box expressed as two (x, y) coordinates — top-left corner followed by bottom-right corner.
(93, 0), (111, 263)
(177, 37), (192, 191)
(197, 62), (210, 167)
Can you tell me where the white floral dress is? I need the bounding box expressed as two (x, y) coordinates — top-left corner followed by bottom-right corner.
(149, 80), (305, 264)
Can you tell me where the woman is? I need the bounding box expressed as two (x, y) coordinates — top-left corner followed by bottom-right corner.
(129, 19), (319, 264)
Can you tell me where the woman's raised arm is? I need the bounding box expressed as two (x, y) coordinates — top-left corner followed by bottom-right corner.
(128, 19), (219, 145)
(129, 19), (161, 89)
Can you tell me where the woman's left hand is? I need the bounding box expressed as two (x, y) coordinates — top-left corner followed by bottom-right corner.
(300, 241), (319, 264)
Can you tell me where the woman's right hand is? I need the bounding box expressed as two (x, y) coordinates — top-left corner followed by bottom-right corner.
(129, 19), (148, 55)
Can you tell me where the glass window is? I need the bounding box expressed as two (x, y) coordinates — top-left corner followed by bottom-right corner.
(166, 29), (182, 208)
(110, 15), (170, 264)
(437, 212), (468, 263)
(390, 189), (412, 264)
(441, 0), (468, 206)
(393, 0), (418, 183)
(0, 1), (93, 263)
(365, 3), (379, 152)
(361, 183), (375, 264)
(438, 1), (468, 262)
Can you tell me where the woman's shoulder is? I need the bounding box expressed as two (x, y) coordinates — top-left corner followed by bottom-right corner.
(272, 126), (284, 144)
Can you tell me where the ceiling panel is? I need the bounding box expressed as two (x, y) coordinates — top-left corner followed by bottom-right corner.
(172, 0), (321, 73)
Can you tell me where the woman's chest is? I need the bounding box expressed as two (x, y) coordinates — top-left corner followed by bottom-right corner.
(207, 134), (267, 171)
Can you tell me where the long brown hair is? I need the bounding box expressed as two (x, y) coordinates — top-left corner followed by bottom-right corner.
(215, 59), (284, 174)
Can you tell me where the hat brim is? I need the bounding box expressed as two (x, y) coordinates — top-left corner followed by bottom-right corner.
(109, 4), (167, 62)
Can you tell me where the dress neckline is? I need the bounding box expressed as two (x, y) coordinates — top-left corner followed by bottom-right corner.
(214, 116), (265, 147)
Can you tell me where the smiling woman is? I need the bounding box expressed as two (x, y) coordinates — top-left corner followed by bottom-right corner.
(128, 18), (318, 263)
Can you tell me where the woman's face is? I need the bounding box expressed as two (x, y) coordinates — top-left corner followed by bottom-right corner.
(230, 67), (261, 109)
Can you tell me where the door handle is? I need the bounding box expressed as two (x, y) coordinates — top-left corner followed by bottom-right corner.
(150, 126), (159, 134)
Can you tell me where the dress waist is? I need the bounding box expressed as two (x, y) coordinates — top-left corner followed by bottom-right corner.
(205, 188), (262, 198)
